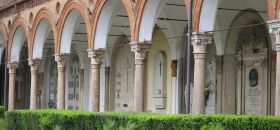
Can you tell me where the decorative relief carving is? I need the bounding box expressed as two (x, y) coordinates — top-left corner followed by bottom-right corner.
(130, 42), (151, 64)
(7, 63), (18, 74)
(87, 49), (105, 68)
(192, 32), (213, 54)
(28, 59), (41, 71)
(55, 54), (70, 71)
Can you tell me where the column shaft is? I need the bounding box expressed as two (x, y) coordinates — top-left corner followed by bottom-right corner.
(29, 60), (41, 109)
(57, 67), (65, 109)
(7, 63), (18, 111)
(134, 63), (145, 111)
(92, 64), (100, 112)
(55, 54), (70, 109)
(192, 54), (206, 114)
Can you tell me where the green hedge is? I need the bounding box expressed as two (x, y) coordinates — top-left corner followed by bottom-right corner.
(5, 109), (280, 130)
(0, 106), (4, 119)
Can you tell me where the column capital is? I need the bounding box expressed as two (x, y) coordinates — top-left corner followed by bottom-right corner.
(87, 48), (105, 65)
(130, 42), (151, 64)
(7, 63), (18, 74)
(192, 32), (213, 54)
(55, 54), (70, 69)
(28, 59), (41, 71)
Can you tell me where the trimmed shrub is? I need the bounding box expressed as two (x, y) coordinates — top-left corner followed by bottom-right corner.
(5, 109), (280, 130)
(0, 106), (4, 119)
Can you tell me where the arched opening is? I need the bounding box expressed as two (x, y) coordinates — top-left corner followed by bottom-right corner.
(95, 1), (133, 112)
(67, 54), (80, 110)
(0, 33), (6, 106)
(224, 11), (271, 115)
(0, 51), (6, 106)
(140, 0), (188, 113)
(176, 26), (194, 114)
(32, 18), (57, 109)
(10, 27), (30, 109)
(60, 9), (88, 110)
(16, 43), (30, 109)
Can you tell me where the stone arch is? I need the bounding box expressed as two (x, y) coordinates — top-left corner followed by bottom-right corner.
(31, 8), (58, 59)
(8, 17), (30, 62)
(267, 0), (277, 20)
(116, 0), (135, 42)
(57, 0), (91, 54)
(135, 0), (189, 44)
(225, 11), (270, 54)
(133, 0), (147, 42)
(135, 0), (165, 42)
(0, 20), (8, 45)
(91, 0), (133, 49)
(195, 0), (220, 32)
(0, 20), (8, 62)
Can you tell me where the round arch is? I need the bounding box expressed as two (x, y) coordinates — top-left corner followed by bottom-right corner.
(8, 17), (30, 62)
(57, 0), (91, 54)
(31, 8), (58, 59)
(0, 20), (8, 62)
(225, 11), (270, 54)
(134, 0), (165, 42)
(134, 0), (189, 43)
(223, 11), (270, 114)
(91, 0), (133, 49)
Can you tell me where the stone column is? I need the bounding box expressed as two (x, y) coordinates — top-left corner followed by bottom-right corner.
(270, 27), (280, 116)
(88, 49), (105, 112)
(7, 63), (18, 111)
(28, 59), (41, 110)
(131, 42), (151, 112)
(191, 32), (213, 114)
(55, 54), (70, 109)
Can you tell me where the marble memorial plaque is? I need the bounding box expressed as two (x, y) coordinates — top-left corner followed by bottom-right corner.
(245, 67), (262, 115)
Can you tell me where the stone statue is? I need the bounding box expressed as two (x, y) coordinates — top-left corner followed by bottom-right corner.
(204, 81), (216, 113)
